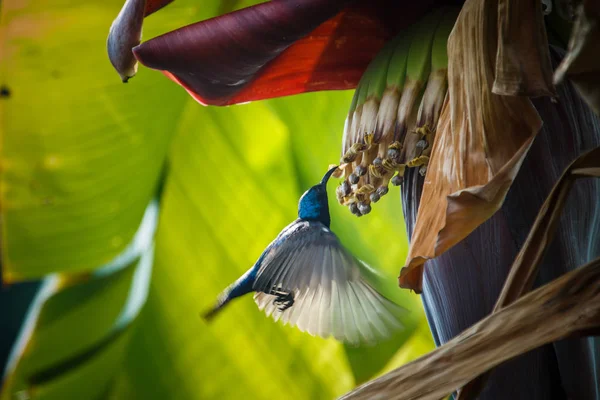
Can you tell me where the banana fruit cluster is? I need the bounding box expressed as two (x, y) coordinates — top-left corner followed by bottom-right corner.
(334, 8), (458, 216)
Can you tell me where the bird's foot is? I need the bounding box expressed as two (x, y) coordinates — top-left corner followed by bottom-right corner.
(271, 290), (295, 312)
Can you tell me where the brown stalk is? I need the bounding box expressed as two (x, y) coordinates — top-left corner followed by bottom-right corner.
(341, 255), (600, 400)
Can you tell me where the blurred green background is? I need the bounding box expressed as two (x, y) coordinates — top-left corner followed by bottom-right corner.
(0, 0), (433, 398)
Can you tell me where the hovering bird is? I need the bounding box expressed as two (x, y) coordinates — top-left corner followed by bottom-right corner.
(203, 166), (405, 345)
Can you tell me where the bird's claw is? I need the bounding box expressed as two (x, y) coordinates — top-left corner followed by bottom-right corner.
(271, 290), (295, 312)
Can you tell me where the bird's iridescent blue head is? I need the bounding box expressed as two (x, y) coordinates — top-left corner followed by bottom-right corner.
(298, 166), (338, 227)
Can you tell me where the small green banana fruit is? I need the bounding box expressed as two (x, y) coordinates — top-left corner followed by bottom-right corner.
(336, 7), (459, 216)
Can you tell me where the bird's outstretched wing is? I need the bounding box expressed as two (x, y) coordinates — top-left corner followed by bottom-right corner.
(253, 220), (405, 345)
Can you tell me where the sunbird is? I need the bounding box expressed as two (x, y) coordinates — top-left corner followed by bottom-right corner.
(203, 166), (405, 345)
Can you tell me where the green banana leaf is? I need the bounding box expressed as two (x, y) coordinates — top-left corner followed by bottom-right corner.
(0, 0), (183, 280)
(0, 202), (157, 400)
(0, 0), (434, 398)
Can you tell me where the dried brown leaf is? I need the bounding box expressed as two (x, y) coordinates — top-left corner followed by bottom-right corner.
(401, 0), (549, 292)
(342, 255), (600, 400)
(492, 0), (556, 97)
(554, 0), (600, 116)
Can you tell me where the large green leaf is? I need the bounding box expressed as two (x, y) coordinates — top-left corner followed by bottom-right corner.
(0, 0), (246, 280)
(1, 0), (434, 398)
(0, 0), (186, 395)
(101, 92), (432, 399)
(110, 100), (351, 400)
(1, 202), (157, 400)
(0, 0), (169, 279)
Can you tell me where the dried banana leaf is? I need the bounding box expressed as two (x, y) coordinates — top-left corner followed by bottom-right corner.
(342, 255), (600, 400)
(401, 0), (555, 291)
(493, 0), (556, 96)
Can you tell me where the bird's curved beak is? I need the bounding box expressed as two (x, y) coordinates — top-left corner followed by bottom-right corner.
(320, 166), (339, 186)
